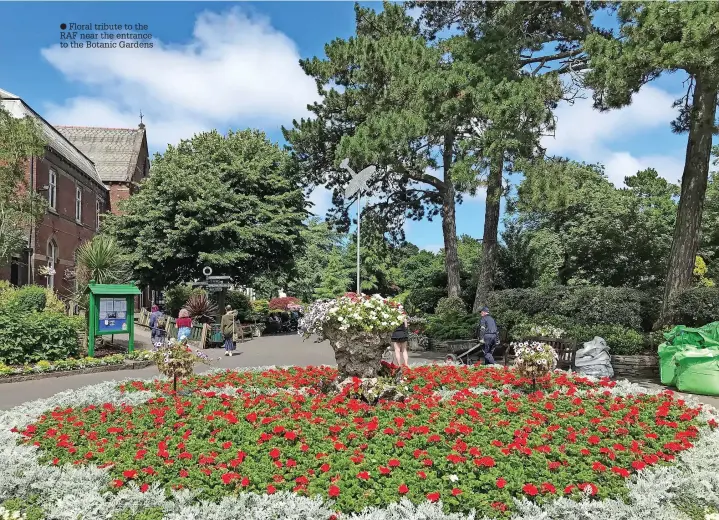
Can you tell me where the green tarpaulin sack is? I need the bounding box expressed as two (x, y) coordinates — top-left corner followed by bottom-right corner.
(657, 322), (719, 386)
(674, 347), (719, 396)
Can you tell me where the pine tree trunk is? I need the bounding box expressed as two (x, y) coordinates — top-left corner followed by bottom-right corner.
(473, 155), (503, 312)
(659, 76), (718, 325)
(441, 134), (462, 298)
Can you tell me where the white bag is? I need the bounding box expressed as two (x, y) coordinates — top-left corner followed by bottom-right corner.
(575, 337), (614, 377)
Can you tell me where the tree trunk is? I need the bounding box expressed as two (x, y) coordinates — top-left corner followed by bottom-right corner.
(659, 76), (718, 325)
(441, 134), (462, 298)
(473, 154), (503, 312)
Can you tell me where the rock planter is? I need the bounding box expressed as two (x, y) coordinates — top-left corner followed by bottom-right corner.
(324, 329), (391, 379)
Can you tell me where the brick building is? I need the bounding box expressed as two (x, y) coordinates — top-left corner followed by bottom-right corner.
(0, 88), (110, 298)
(56, 125), (151, 308)
(56, 125), (150, 215)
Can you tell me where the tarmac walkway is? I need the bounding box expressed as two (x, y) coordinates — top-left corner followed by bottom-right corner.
(1, 328), (716, 410)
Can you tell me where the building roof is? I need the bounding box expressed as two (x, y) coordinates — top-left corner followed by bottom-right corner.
(0, 87), (107, 190)
(56, 125), (146, 183)
(86, 282), (142, 296)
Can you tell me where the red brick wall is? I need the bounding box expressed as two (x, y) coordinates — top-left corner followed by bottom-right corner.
(0, 148), (109, 298)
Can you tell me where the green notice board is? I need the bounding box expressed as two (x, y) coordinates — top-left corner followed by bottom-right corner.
(86, 281), (141, 356)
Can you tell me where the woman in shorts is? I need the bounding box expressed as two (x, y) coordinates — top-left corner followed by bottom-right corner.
(391, 313), (410, 367)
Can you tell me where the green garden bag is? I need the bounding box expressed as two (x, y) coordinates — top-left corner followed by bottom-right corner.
(658, 322), (719, 386)
(674, 347), (719, 396)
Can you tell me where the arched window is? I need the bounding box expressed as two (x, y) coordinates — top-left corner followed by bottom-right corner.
(47, 239), (58, 289)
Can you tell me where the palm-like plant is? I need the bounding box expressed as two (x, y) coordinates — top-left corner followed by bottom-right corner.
(70, 235), (130, 311)
(184, 292), (218, 323)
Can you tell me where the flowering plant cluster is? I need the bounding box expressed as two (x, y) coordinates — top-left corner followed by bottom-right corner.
(299, 294), (404, 340)
(148, 337), (212, 390)
(512, 341), (558, 379)
(13, 364), (710, 519)
(529, 324), (566, 339)
(0, 351), (153, 377)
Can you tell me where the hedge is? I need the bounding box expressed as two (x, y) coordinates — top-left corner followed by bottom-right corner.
(669, 287), (719, 327)
(486, 286), (651, 331)
(426, 312), (480, 341)
(0, 311), (80, 365)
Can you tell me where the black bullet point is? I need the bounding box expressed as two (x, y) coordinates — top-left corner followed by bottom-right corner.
(60, 23), (67, 30)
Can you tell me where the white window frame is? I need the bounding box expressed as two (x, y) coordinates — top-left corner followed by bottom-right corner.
(75, 184), (82, 222)
(96, 199), (101, 230)
(47, 240), (57, 289)
(48, 170), (57, 210)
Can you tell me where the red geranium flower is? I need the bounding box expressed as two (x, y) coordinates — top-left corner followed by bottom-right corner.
(522, 483), (539, 496)
(329, 485), (341, 497)
(357, 471), (370, 481)
(451, 488), (462, 496)
(496, 477), (507, 489)
(398, 484), (409, 494)
(426, 492), (440, 502)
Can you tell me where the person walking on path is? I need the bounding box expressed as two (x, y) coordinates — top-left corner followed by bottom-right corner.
(149, 305), (166, 345)
(220, 305), (237, 356)
(478, 306), (498, 365)
(176, 308), (193, 341)
(391, 313), (410, 367)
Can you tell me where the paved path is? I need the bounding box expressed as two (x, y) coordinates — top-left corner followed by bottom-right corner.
(2, 328), (717, 411)
(0, 332), (444, 410)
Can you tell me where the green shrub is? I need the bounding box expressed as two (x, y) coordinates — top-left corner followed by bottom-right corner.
(0, 311), (79, 365)
(426, 312), (480, 340)
(163, 285), (206, 317)
(669, 287), (719, 327)
(486, 286), (646, 330)
(8, 285), (47, 313)
(565, 324), (646, 355)
(43, 288), (66, 314)
(226, 291), (253, 322)
(406, 287), (446, 315)
(434, 296), (467, 316)
(252, 299), (270, 317)
(492, 309), (531, 341)
(501, 312), (647, 355)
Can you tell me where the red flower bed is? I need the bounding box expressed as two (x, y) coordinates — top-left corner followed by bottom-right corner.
(14, 366), (710, 518)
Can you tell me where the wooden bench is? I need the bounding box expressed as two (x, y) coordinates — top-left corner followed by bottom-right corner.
(503, 336), (578, 371)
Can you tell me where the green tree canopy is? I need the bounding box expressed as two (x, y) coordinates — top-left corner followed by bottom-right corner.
(0, 106), (46, 262)
(583, 0), (719, 322)
(106, 129), (307, 289)
(286, 218), (344, 302)
(284, 3), (489, 299)
(507, 158), (678, 290)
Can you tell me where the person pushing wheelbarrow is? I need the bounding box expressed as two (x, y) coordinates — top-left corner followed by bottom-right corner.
(478, 306), (498, 365)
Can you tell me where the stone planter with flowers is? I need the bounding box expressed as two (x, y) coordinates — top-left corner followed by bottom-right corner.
(299, 293), (406, 399)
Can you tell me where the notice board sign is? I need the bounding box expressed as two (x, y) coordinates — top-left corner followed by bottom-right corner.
(98, 297), (128, 333)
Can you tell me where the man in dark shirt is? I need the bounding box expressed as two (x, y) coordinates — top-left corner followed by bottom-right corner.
(478, 306), (498, 364)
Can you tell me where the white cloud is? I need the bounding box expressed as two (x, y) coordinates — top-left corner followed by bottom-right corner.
(40, 7), (319, 150)
(542, 85), (683, 187)
(308, 186), (333, 218)
(604, 152), (684, 187)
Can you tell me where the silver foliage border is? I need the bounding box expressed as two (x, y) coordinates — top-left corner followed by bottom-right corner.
(0, 366), (718, 519)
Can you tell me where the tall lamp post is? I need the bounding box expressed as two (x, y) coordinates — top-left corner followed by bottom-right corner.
(340, 159), (376, 295)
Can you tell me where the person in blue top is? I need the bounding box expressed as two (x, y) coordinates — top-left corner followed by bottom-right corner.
(478, 306), (498, 365)
(149, 305), (166, 345)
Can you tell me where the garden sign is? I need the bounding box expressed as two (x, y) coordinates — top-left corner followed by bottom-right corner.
(85, 280), (141, 356)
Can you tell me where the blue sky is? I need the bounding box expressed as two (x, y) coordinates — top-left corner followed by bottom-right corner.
(0, 2), (694, 252)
